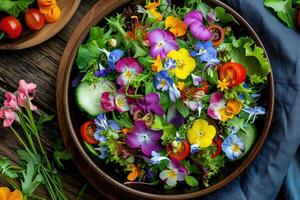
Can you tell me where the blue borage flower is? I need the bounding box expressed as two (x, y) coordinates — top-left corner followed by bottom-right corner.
(169, 83), (181, 102)
(154, 70), (173, 91)
(99, 48), (124, 69)
(243, 106), (266, 124)
(150, 151), (169, 165)
(221, 134), (245, 160)
(95, 146), (109, 159)
(191, 41), (219, 66)
(94, 113), (121, 140)
(164, 58), (177, 70)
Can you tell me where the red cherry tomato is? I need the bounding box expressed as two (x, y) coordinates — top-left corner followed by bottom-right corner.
(219, 62), (247, 87)
(0, 16), (23, 39)
(25, 9), (45, 31)
(166, 140), (190, 161)
(80, 121), (99, 145)
(208, 25), (225, 47)
(211, 137), (222, 158)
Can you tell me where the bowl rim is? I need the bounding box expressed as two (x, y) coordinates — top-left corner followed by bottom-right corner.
(58, 0), (274, 199)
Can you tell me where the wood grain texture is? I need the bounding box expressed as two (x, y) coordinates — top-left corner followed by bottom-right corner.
(0, 1), (107, 199)
(57, 0), (274, 200)
(0, 0), (81, 50)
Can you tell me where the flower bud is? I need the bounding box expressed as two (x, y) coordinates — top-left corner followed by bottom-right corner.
(108, 38), (117, 47)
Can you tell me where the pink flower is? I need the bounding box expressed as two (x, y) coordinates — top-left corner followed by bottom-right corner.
(0, 109), (16, 127)
(207, 92), (226, 120)
(115, 58), (143, 86)
(4, 92), (18, 110)
(17, 80), (37, 111)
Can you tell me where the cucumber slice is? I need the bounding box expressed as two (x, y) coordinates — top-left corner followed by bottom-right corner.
(75, 80), (115, 116)
(239, 124), (257, 156)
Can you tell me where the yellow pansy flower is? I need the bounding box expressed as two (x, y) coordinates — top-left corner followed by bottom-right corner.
(0, 187), (22, 200)
(165, 16), (187, 37)
(151, 55), (163, 72)
(187, 119), (216, 148)
(166, 48), (196, 80)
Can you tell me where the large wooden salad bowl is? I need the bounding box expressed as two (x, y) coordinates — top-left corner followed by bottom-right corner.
(56, 0), (274, 199)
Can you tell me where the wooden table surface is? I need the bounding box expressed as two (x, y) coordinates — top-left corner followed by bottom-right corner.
(0, 1), (107, 199)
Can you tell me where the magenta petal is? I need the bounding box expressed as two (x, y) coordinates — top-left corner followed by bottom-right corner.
(127, 132), (141, 149)
(189, 22), (212, 41)
(141, 142), (161, 156)
(117, 75), (126, 86)
(184, 11), (203, 27)
(145, 93), (159, 103)
(148, 29), (165, 44)
(210, 92), (224, 104)
(207, 104), (220, 120)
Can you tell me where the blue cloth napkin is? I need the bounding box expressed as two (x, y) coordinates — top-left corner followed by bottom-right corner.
(204, 0), (300, 199)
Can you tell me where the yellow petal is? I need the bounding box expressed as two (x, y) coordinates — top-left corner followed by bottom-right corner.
(204, 125), (217, 139)
(8, 190), (22, 200)
(198, 137), (213, 148)
(166, 50), (179, 60)
(194, 119), (208, 130)
(187, 129), (198, 144)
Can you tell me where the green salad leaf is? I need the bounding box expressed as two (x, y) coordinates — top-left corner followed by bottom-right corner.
(0, 157), (18, 179)
(21, 161), (43, 196)
(215, 7), (236, 24)
(293, 0), (300, 5)
(264, 0), (296, 28)
(185, 176), (199, 187)
(0, 0), (34, 17)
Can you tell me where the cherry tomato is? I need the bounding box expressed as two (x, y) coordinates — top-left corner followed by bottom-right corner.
(208, 25), (225, 47)
(166, 140), (190, 161)
(80, 121), (99, 145)
(0, 16), (23, 40)
(219, 62), (247, 87)
(25, 9), (45, 31)
(211, 137), (222, 158)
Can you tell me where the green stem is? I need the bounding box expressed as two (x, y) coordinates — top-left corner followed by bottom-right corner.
(10, 127), (33, 157)
(0, 174), (20, 190)
(28, 194), (48, 200)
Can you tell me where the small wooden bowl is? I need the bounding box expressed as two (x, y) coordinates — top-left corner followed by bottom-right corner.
(57, 0), (274, 199)
(0, 0), (81, 50)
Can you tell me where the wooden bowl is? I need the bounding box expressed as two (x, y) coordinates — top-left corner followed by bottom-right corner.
(57, 0), (274, 199)
(0, 0), (81, 50)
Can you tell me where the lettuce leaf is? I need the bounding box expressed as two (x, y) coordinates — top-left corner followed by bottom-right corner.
(264, 0), (296, 28)
(0, 0), (34, 17)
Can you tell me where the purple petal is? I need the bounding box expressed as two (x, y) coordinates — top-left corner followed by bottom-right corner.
(116, 75), (126, 86)
(145, 93), (160, 104)
(71, 73), (84, 87)
(147, 130), (163, 141)
(127, 132), (141, 149)
(141, 142), (161, 156)
(210, 92), (224, 104)
(189, 22), (212, 41)
(184, 11), (203, 27)
(148, 29), (165, 44)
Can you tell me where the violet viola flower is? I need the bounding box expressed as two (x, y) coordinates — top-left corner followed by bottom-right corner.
(94, 63), (112, 78)
(207, 92), (226, 120)
(191, 41), (219, 66)
(137, 93), (164, 116)
(159, 159), (188, 187)
(148, 29), (179, 59)
(154, 70), (174, 91)
(116, 57), (143, 86)
(126, 121), (162, 156)
(184, 11), (212, 41)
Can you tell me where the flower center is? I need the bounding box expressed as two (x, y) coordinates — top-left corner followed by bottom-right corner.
(197, 130), (204, 137)
(199, 47), (207, 55)
(157, 41), (164, 48)
(160, 79), (167, 87)
(168, 170), (176, 178)
(177, 60), (185, 70)
(139, 133), (150, 143)
(231, 144), (240, 152)
(124, 70), (134, 80)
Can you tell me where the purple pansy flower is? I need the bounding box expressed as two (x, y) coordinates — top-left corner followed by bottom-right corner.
(184, 11), (212, 41)
(159, 159), (188, 187)
(94, 63), (112, 78)
(221, 134), (245, 160)
(126, 121), (162, 156)
(116, 57), (143, 86)
(148, 29), (178, 59)
(191, 41), (219, 66)
(207, 92), (226, 120)
(136, 93), (164, 116)
(154, 70), (174, 91)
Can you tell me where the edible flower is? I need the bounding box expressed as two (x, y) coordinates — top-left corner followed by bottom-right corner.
(136, 93), (164, 116)
(177, 82), (185, 91)
(127, 164), (141, 181)
(0, 109), (16, 127)
(17, 80), (37, 111)
(184, 11), (212, 40)
(133, 109), (155, 127)
(148, 29), (179, 59)
(165, 16), (187, 37)
(187, 119), (216, 148)
(190, 144), (200, 154)
(219, 99), (243, 122)
(101, 92), (116, 112)
(169, 83), (181, 102)
(94, 113), (121, 140)
(116, 57), (143, 86)
(221, 134), (245, 160)
(166, 48), (196, 80)
(184, 100), (203, 116)
(4, 92), (18, 110)
(191, 41), (219, 66)
(207, 92), (226, 120)
(145, 0), (162, 22)
(115, 94), (130, 112)
(159, 159), (188, 187)
(243, 106), (266, 124)
(0, 187), (22, 200)
(94, 63), (111, 78)
(151, 55), (163, 72)
(191, 73), (203, 86)
(154, 70), (173, 91)
(95, 146), (109, 159)
(217, 79), (229, 92)
(126, 121), (162, 156)
(207, 10), (218, 24)
(164, 58), (177, 70)
(99, 48), (124, 69)
(151, 151), (169, 164)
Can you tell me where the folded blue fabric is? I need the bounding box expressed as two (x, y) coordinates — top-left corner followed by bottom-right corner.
(204, 1), (300, 199)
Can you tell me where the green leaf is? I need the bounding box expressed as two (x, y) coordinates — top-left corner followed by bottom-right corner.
(176, 101), (190, 118)
(0, 0), (34, 17)
(185, 176), (199, 187)
(250, 74), (267, 84)
(230, 37), (270, 78)
(152, 116), (164, 130)
(76, 41), (101, 71)
(53, 140), (72, 169)
(293, 0), (300, 5)
(160, 92), (171, 112)
(215, 7), (235, 24)
(145, 81), (155, 94)
(161, 125), (176, 145)
(158, 159), (169, 170)
(21, 161), (43, 196)
(0, 157), (19, 179)
(17, 150), (40, 166)
(197, 2), (213, 16)
(264, 0), (296, 28)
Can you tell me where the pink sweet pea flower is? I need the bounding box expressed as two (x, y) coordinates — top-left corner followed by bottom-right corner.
(207, 92), (226, 120)
(17, 80), (37, 110)
(0, 109), (16, 127)
(4, 92), (18, 110)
